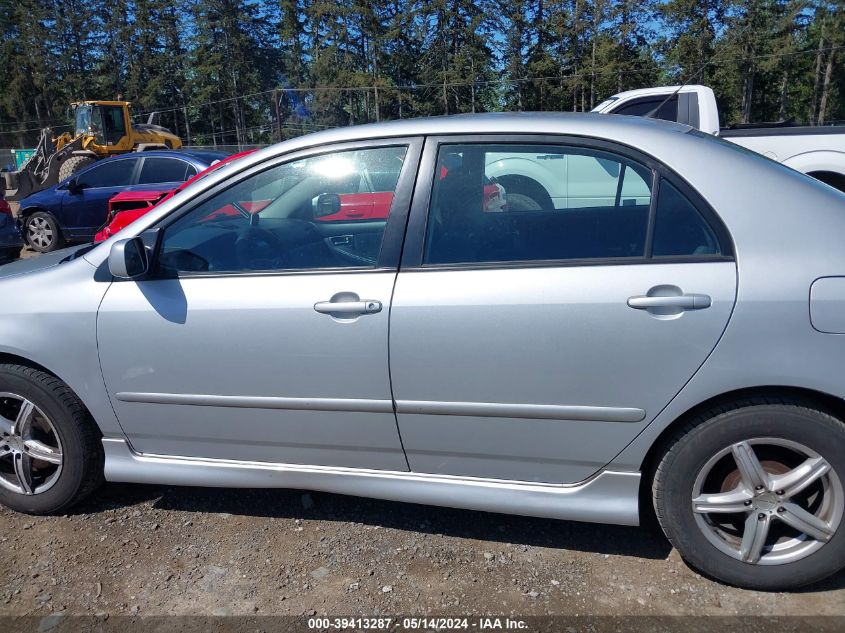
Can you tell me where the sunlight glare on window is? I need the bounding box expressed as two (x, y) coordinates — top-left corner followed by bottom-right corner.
(310, 155), (358, 179)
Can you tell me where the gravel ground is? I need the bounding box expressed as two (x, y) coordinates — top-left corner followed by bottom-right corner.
(1, 483), (844, 619)
(2, 242), (844, 622)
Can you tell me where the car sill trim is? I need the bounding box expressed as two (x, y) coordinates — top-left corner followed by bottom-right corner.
(102, 438), (640, 526)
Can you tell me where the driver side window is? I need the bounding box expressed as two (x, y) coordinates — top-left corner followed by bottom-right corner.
(157, 145), (408, 275)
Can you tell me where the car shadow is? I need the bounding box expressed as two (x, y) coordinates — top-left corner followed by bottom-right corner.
(74, 482), (673, 560)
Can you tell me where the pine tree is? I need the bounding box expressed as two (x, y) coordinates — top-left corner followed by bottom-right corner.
(189, 0), (278, 145)
(658, 0), (728, 85)
(0, 0), (842, 147)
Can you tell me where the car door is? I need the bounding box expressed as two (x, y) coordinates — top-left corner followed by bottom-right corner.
(61, 156), (140, 239)
(97, 139), (421, 469)
(389, 136), (737, 484)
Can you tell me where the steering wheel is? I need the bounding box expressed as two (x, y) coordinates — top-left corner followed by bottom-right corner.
(234, 225), (289, 270)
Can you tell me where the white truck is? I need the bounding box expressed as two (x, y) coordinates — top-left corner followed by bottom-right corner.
(591, 85), (845, 192)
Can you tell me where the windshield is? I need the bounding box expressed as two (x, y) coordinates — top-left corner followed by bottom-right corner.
(74, 105), (93, 136)
(75, 104), (107, 142)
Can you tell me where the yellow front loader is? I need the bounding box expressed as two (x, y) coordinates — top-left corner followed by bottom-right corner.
(2, 101), (183, 201)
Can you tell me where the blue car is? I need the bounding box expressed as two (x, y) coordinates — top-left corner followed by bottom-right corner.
(18, 150), (226, 253)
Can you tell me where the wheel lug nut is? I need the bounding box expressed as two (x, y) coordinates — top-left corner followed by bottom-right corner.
(755, 485), (765, 491)
(744, 500), (752, 506)
(776, 490), (785, 496)
(777, 507), (785, 513)
(757, 513), (766, 520)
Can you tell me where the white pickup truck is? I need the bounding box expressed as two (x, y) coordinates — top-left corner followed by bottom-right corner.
(591, 85), (845, 192)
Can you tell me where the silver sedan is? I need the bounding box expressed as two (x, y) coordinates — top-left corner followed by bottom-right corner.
(1, 113), (844, 591)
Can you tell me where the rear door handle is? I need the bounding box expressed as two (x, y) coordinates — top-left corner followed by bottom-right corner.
(314, 300), (382, 315)
(627, 294), (711, 310)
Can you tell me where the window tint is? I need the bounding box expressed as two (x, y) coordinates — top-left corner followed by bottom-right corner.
(138, 157), (192, 184)
(614, 97), (678, 122)
(652, 180), (720, 256)
(158, 145), (408, 274)
(425, 144), (653, 265)
(77, 158), (137, 188)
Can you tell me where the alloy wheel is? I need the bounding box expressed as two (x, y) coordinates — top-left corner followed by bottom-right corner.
(27, 217), (54, 250)
(0, 393), (63, 495)
(692, 437), (843, 565)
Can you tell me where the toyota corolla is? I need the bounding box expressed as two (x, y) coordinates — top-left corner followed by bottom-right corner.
(1, 113), (844, 591)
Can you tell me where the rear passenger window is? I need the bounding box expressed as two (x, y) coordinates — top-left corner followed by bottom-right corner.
(652, 180), (720, 256)
(424, 144), (653, 265)
(138, 157), (192, 184)
(77, 158), (137, 188)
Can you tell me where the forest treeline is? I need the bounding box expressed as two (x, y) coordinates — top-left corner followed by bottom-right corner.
(0, 0), (843, 148)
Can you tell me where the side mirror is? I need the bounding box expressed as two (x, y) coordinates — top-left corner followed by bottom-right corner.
(312, 193), (341, 218)
(108, 237), (149, 279)
(66, 178), (83, 193)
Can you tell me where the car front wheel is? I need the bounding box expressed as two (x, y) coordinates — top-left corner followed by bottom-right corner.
(653, 399), (845, 590)
(0, 364), (102, 514)
(25, 211), (65, 253)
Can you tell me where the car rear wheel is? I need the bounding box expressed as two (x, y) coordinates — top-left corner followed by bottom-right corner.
(653, 399), (845, 590)
(0, 364), (103, 514)
(25, 211), (65, 253)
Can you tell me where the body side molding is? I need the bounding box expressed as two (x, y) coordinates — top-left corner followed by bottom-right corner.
(102, 438), (641, 526)
(115, 392), (395, 413)
(115, 392), (645, 422)
(395, 400), (646, 422)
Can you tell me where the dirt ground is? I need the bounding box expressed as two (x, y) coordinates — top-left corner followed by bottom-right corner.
(1, 482), (844, 620)
(1, 245), (844, 624)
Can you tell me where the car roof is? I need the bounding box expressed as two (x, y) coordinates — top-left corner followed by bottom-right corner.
(242, 112), (693, 160)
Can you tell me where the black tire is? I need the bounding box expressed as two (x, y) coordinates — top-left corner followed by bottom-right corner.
(24, 211), (65, 253)
(0, 364), (103, 514)
(496, 175), (554, 212)
(653, 399), (845, 590)
(58, 155), (96, 182)
(505, 192), (544, 212)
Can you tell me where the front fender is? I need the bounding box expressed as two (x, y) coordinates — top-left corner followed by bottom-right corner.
(0, 256), (123, 438)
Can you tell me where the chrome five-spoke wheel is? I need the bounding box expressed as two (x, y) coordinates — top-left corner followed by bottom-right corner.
(692, 437), (843, 566)
(0, 393), (64, 495)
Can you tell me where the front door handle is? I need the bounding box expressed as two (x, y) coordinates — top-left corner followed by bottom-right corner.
(314, 300), (382, 316)
(627, 294), (711, 310)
